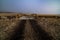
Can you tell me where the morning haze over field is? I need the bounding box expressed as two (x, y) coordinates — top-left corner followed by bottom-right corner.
(0, 0), (60, 14)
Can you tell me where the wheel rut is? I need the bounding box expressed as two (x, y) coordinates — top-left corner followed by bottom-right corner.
(10, 20), (26, 40)
(29, 19), (53, 40)
(10, 19), (54, 40)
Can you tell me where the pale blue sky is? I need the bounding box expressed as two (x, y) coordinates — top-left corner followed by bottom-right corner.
(0, 0), (60, 14)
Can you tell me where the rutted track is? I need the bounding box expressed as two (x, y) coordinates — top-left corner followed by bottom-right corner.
(6, 19), (54, 40)
(29, 19), (53, 40)
(10, 20), (26, 40)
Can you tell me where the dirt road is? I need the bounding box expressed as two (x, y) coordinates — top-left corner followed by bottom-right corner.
(29, 19), (53, 40)
(9, 19), (54, 40)
(10, 20), (26, 40)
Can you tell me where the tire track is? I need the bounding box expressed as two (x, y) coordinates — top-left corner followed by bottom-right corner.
(29, 19), (53, 40)
(24, 20), (37, 40)
(10, 20), (26, 40)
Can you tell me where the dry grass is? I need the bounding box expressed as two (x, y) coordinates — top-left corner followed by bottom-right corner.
(37, 17), (60, 40)
(0, 15), (60, 40)
(0, 18), (19, 40)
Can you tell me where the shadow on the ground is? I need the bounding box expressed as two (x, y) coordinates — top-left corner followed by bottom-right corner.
(10, 20), (26, 40)
(29, 19), (54, 40)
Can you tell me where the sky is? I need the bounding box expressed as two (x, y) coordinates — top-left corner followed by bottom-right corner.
(0, 0), (2, 11)
(0, 0), (60, 14)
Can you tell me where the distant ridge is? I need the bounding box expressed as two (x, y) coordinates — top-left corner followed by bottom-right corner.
(0, 12), (17, 13)
(0, 12), (60, 17)
(0, 12), (23, 14)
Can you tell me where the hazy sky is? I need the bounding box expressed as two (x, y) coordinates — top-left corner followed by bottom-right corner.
(0, 0), (2, 11)
(0, 0), (60, 14)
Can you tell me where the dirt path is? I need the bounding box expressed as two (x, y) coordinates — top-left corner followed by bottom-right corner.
(1, 19), (54, 40)
(24, 20), (39, 40)
(29, 19), (53, 40)
(10, 20), (26, 40)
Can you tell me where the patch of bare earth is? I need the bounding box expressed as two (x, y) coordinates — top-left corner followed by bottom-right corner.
(24, 20), (38, 40)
